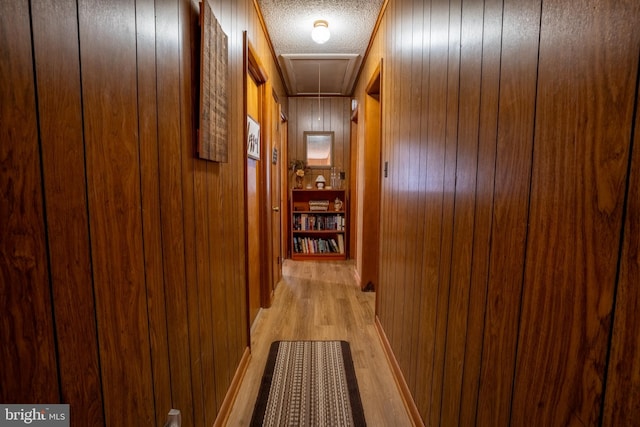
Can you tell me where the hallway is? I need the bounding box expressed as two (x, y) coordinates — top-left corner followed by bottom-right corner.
(226, 260), (412, 426)
(2, 1), (639, 425)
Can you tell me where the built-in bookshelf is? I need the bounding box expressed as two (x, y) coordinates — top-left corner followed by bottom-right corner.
(290, 189), (347, 260)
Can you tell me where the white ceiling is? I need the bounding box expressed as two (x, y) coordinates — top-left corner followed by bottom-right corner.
(256, 0), (385, 96)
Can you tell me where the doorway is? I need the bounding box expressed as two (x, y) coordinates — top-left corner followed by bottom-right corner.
(244, 34), (285, 331)
(245, 35), (268, 328)
(360, 63), (382, 293)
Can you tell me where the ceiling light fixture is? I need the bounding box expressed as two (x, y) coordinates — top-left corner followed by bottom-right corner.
(311, 20), (330, 44)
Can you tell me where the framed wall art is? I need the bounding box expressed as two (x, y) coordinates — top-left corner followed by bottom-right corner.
(247, 115), (260, 160)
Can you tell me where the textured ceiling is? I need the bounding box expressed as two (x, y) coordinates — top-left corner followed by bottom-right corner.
(256, 0), (385, 96)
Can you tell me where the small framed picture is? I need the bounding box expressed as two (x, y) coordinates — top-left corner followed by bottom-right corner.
(247, 115), (260, 160)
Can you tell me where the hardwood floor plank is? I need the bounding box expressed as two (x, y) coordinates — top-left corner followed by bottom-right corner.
(226, 260), (413, 426)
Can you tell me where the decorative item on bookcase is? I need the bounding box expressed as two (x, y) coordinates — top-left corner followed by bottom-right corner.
(315, 175), (326, 189)
(308, 200), (329, 211)
(290, 159), (308, 189)
(330, 167), (342, 189)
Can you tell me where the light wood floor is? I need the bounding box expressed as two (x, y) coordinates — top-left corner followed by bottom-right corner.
(225, 259), (413, 426)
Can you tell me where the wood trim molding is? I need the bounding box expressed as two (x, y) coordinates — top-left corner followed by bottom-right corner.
(374, 316), (425, 427)
(353, 267), (362, 289)
(247, 40), (268, 84)
(252, 0), (288, 95)
(213, 347), (252, 427)
(353, 0), (388, 96)
(243, 30), (251, 347)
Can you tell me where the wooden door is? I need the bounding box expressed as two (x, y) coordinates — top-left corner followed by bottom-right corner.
(246, 73), (262, 326)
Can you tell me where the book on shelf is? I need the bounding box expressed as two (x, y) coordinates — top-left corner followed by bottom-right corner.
(337, 234), (345, 254)
(293, 212), (345, 231)
(293, 236), (345, 254)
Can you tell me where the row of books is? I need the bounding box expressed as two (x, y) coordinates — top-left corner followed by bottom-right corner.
(293, 213), (345, 231)
(293, 235), (345, 254)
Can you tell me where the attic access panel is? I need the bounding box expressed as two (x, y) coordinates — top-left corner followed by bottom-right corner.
(280, 54), (360, 96)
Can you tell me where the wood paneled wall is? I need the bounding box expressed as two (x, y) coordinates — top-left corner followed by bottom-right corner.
(354, 0), (640, 425)
(0, 0), (285, 426)
(287, 97), (351, 189)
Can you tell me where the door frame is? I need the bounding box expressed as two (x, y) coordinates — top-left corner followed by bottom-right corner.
(279, 107), (289, 275)
(243, 33), (270, 334)
(264, 88), (285, 306)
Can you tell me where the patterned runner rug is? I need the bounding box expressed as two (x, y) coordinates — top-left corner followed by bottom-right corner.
(250, 341), (366, 426)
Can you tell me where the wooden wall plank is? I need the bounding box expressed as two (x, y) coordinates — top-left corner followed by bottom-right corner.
(193, 135), (216, 422)
(155, 1), (196, 425)
(135, 0), (173, 425)
(393, 0), (416, 379)
(31, 0), (104, 423)
(603, 54), (640, 426)
(475, 0), (541, 425)
(459, 0), (503, 423)
(0, 0), (59, 404)
(207, 2), (240, 418)
(78, 0), (155, 423)
(191, 0), (217, 423)
(414, 0), (448, 418)
(405, 0), (427, 395)
(212, 134), (233, 411)
(511, 0), (639, 424)
(180, 0), (207, 424)
(428, 0), (461, 424)
(440, 0), (484, 423)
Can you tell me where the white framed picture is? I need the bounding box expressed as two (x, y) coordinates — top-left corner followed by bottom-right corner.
(247, 115), (260, 160)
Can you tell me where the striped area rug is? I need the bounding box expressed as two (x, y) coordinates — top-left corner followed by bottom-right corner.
(250, 341), (366, 426)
